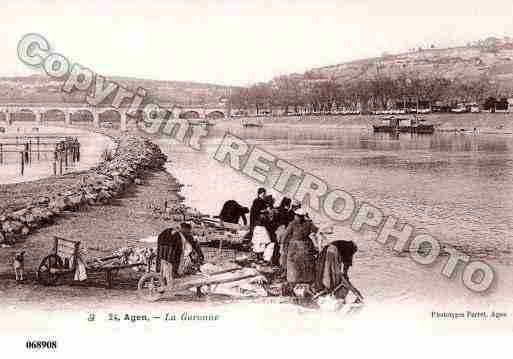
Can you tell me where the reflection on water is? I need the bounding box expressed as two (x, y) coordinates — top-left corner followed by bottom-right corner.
(205, 125), (513, 263)
(160, 123), (513, 307)
(0, 124), (114, 184)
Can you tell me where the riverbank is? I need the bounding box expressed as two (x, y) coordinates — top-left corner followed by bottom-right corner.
(0, 169), (187, 307)
(0, 124), (115, 185)
(1, 122), (513, 335)
(0, 133), (170, 257)
(154, 121), (513, 331)
(0, 130), (195, 309)
(0, 129), (308, 333)
(229, 113), (513, 134)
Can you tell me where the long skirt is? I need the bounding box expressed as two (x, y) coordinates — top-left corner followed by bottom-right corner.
(276, 225), (288, 271)
(286, 240), (316, 284)
(252, 226), (271, 253)
(160, 259), (173, 285)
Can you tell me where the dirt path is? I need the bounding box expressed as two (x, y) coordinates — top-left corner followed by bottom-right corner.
(0, 169), (188, 308)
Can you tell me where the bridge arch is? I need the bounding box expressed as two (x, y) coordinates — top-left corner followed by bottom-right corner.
(98, 109), (121, 129)
(179, 110), (200, 119)
(205, 110), (225, 119)
(12, 108), (38, 122)
(70, 109), (94, 124)
(42, 109), (66, 123)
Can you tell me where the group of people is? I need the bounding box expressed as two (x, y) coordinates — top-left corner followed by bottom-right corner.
(219, 187), (360, 300)
(154, 187), (360, 300)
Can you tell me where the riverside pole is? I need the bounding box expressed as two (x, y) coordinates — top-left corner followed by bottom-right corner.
(24, 143), (29, 164)
(59, 150), (63, 175)
(20, 151), (25, 176)
(53, 151), (57, 176)
(64, 145), (68, 168)
(54, 149), (58, 176)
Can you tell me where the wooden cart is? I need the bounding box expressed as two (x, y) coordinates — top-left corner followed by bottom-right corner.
(37, 236), (148, 288)
(137, 266), (261, 302)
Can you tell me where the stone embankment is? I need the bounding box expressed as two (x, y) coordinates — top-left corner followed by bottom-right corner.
(0, 136), (167, 245)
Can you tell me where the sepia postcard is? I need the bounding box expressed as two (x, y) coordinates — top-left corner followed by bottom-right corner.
(1, 0), (512, 356)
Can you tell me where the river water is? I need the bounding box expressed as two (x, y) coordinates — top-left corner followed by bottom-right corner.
(0, 123), (114, 185)
(159, 119), (513, 328)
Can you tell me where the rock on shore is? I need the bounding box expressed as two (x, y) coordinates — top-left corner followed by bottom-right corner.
(0, 136), (167, 245)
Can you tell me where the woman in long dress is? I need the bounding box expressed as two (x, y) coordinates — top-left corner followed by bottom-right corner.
(282, 208), (318, 285)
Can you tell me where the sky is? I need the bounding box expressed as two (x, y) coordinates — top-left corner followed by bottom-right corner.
(2, 0), (513, 86)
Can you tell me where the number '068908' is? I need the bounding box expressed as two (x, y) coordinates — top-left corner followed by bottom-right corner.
(26, 340), (57, 350)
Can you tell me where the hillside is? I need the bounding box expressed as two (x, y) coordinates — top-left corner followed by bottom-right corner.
(308, 38), (513, 93)
(305, 38), (513, 92)
(0, 74), (235, 106)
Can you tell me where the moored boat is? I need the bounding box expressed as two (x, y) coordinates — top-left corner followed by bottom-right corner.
(188, 119), (215, 127)
(242, 118), (264, 127)
(373, 116), (435, 134)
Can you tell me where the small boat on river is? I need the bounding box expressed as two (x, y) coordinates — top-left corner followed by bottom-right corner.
(242, 118), (264, 128)
(188, 119), (215, 127)
(373, 116), (435, 134)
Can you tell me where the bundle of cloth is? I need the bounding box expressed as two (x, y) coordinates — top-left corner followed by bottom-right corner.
(198, 264), (268, 298)
(113, 246), (156, 271)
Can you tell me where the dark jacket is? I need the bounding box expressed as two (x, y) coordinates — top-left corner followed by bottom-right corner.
(272, 207), (294, 231)
(156, 229), (204, 275)
(249, 197), (267, 231)
(219, 200), (248, 225)
(330, 240), (357, 268)
(282, 217), (318, 245)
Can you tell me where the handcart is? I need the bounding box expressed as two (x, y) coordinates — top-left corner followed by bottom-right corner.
(37, 236), (150, 288)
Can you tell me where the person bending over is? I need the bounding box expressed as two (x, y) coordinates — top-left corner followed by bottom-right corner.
(218, 200), (249, 225)
(156, 222), (204, 284)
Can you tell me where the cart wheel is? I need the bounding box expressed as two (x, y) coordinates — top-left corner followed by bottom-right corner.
(138, 273), (165, 302)
(37, 254), (63, 286)
(200, 285), (211, 295)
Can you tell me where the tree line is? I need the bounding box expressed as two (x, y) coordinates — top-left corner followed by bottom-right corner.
(230, 72), (511, 115)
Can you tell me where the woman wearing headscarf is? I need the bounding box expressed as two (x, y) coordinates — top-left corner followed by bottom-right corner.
(282, 207), (319, 285)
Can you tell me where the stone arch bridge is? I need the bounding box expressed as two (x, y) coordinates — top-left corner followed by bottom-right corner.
(0, 104), (229, 131)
